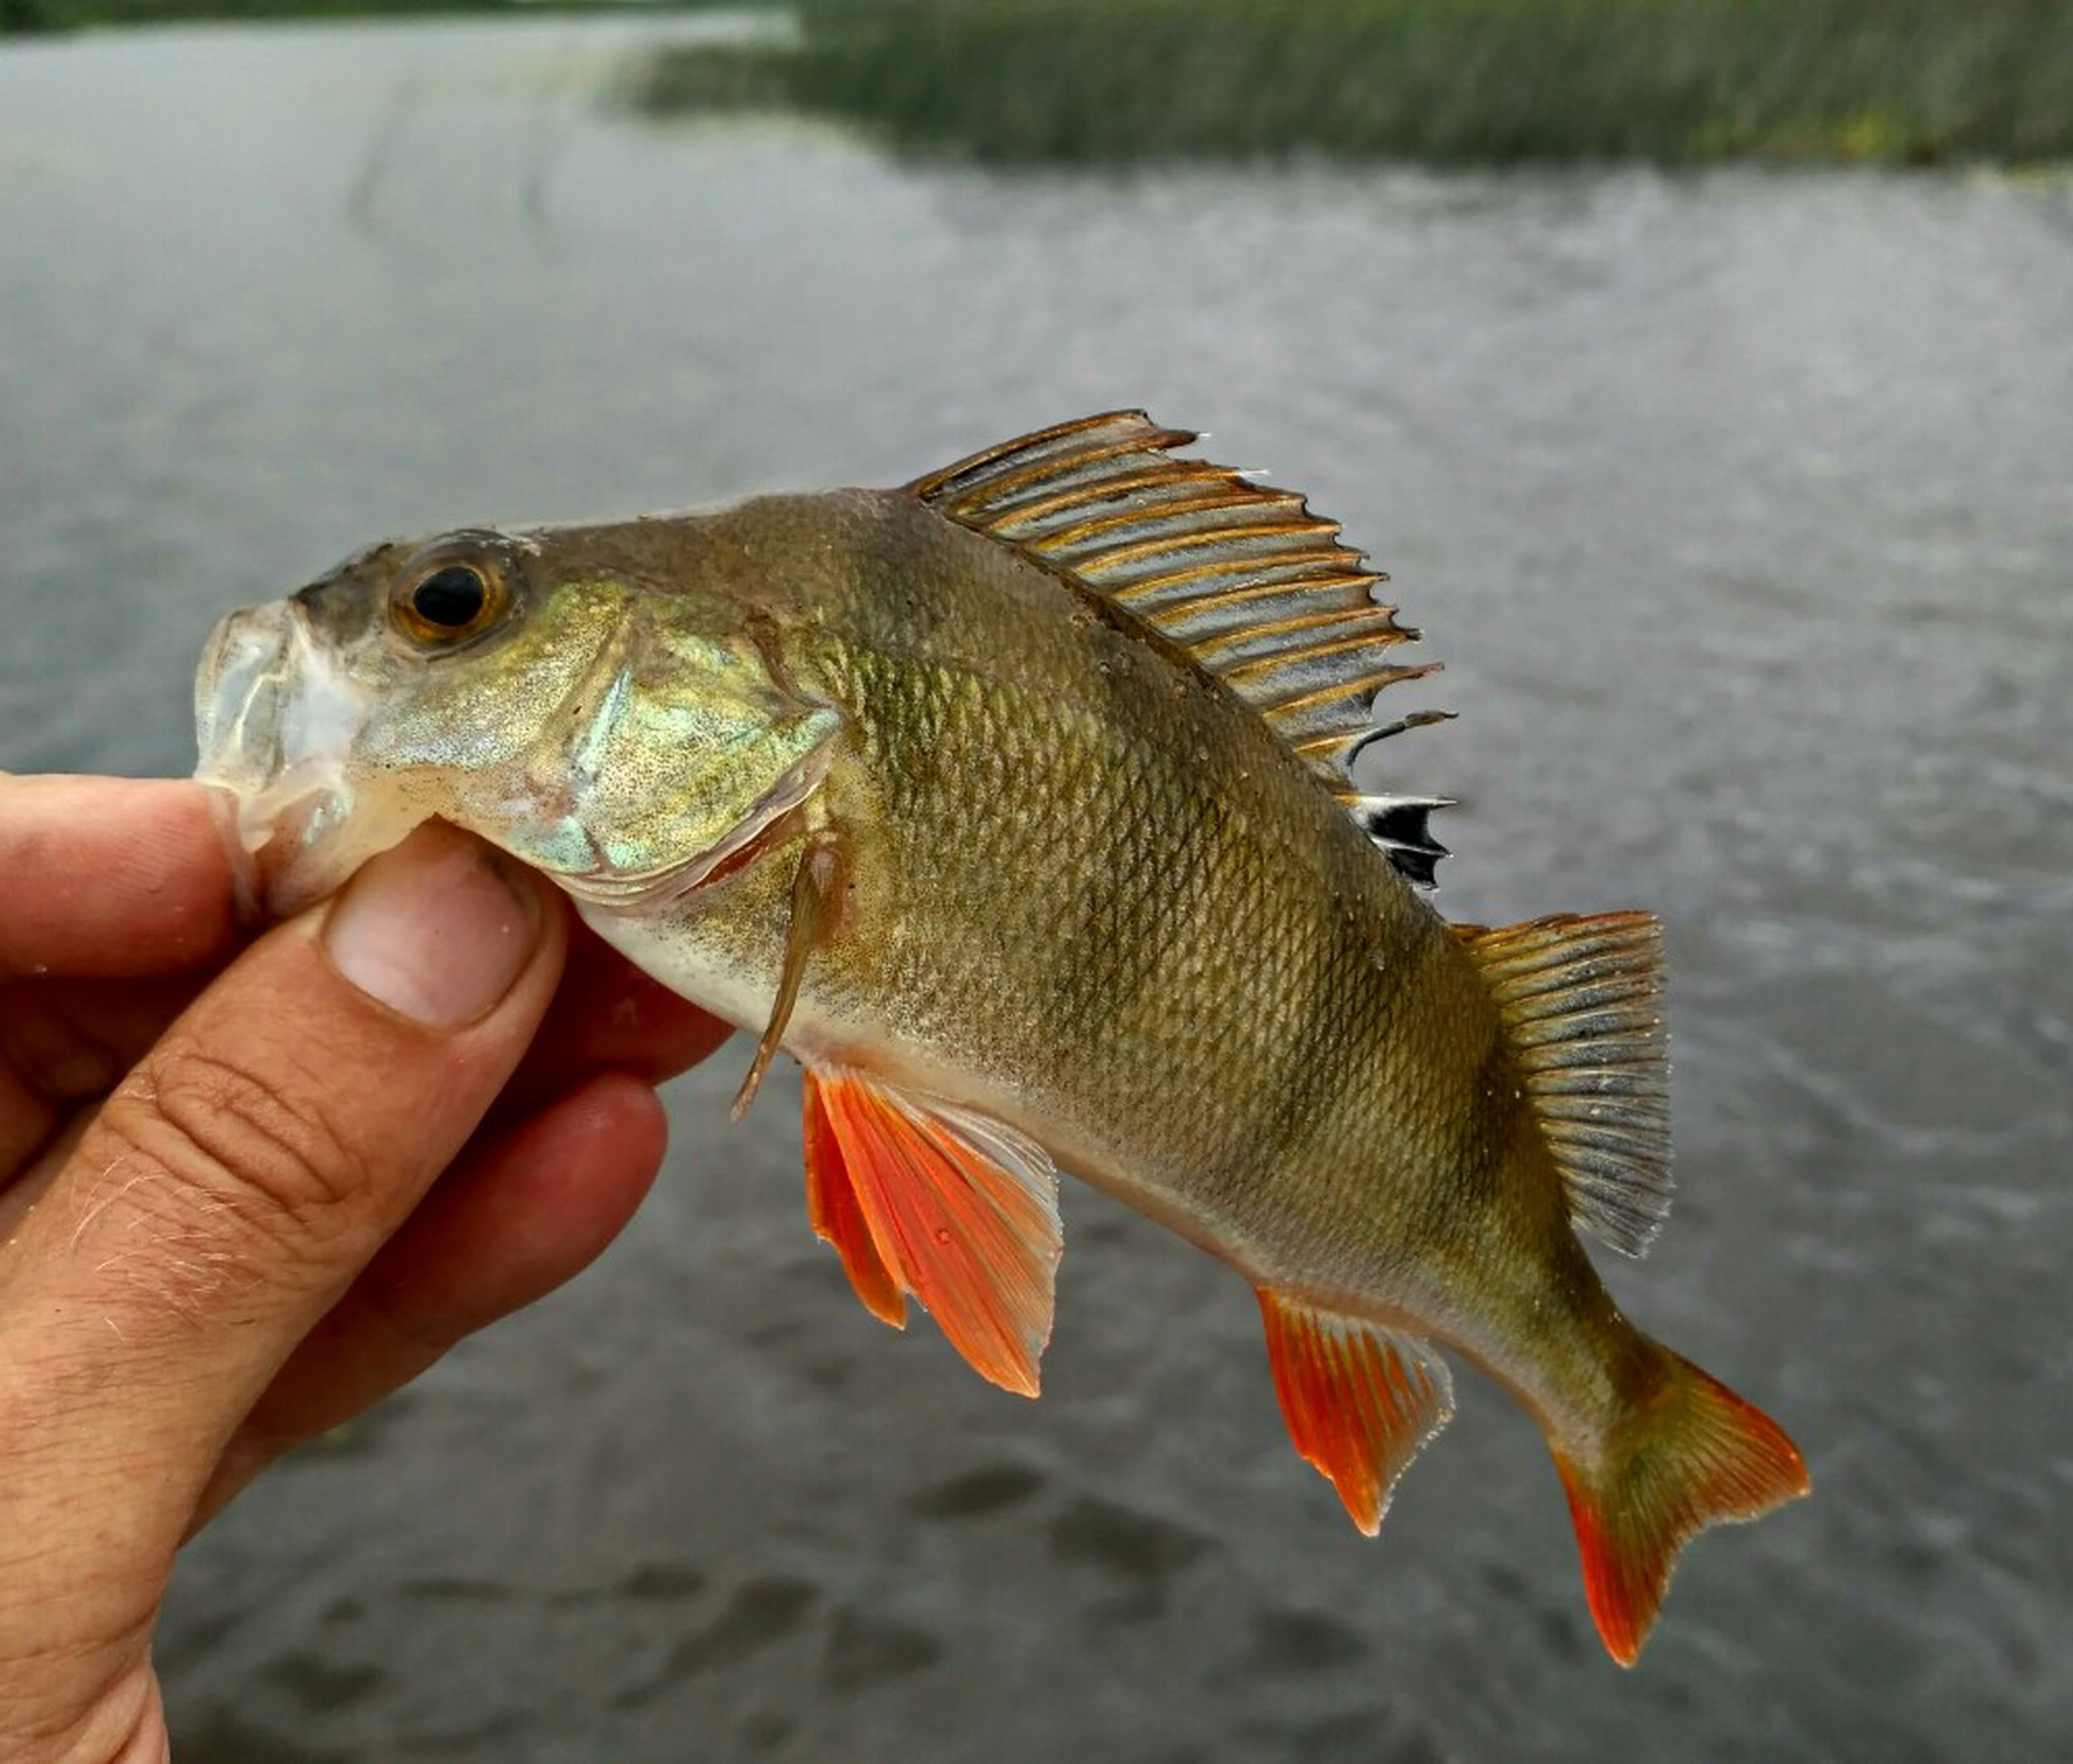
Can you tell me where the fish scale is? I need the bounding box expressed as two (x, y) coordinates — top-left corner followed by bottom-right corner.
(778, 507), (1565, 1360)
(192, 413), (1808, 1664)
(815, 577), (1378, 1238)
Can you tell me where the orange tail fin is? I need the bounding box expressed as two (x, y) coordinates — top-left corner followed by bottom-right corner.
(1554, 1345), (1808, 1666)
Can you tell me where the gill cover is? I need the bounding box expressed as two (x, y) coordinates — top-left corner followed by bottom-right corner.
(489, 607), (842, 913)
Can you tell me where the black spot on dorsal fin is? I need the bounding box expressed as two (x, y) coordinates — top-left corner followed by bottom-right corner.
(1340, 793), (1451, 888)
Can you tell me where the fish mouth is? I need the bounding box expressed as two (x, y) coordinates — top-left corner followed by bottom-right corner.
(193, 600), (388, 916)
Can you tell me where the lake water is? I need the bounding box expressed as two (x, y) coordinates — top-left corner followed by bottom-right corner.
(2, 16), (2071, 1762)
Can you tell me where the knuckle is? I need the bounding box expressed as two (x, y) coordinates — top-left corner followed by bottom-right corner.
(95, 1042), (372, 1268)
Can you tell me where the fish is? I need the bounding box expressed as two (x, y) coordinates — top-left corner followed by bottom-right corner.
(192, 411), (1808, 1664)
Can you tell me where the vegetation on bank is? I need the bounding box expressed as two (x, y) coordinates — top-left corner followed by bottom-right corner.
(631, 0), (2073, 168)
(11, 0), (2069, 168)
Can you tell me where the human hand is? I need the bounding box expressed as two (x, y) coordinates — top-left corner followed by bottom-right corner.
(0, 775), (729, 1762)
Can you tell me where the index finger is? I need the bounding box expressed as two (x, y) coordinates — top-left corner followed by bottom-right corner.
(0, 775), (242, 979)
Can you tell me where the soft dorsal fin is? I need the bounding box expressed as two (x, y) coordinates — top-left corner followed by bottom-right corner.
(1454, 911), (1672, 1256)
(911, 414), (1447, 875)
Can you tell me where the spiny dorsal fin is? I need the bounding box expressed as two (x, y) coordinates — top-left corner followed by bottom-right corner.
(1334, 791), (1451, 890)
(1454, 911), (1672, 1256)
(912, 415), (1448, 875)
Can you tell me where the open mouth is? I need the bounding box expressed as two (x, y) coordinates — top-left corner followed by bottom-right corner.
(192, 600), (384, 915)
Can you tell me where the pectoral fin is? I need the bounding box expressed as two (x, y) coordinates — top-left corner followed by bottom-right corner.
(1258, 1290), (1454, 1533)
(802, 1068), (1062, 1397)
(732, 826), (844, 1120)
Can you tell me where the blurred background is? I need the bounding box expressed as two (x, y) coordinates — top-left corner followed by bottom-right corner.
(3, 2), (2070, 1760)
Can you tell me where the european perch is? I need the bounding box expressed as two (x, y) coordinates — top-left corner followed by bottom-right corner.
(193, 413), (1808, 1663)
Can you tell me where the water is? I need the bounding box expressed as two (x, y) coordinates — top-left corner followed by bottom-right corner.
(3, 17), (2071, 1762)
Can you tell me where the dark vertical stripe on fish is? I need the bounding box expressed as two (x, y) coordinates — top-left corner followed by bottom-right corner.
(1435, 1023), (1517, 1237)
(1045, 633), (1198, 1081)
(1250, 875), (1375, 1203)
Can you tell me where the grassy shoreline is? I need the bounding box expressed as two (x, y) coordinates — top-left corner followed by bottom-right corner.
(632, 0), (2073, 168)
(12, 0), (2070, 168)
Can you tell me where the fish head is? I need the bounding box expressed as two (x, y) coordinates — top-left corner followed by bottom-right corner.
(195, 522), (841, 916)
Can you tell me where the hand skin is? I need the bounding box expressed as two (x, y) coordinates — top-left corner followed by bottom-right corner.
(0, 776), (730, 1762)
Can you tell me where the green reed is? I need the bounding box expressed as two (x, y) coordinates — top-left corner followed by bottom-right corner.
(632, 0), (2073, 167)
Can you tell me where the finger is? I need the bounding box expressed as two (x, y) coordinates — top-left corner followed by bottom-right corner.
(0, 934), (717, 1173)
(192, 1072), (668, 1526)
(0, 776), (242, 979)
(504, 918), (732, 1106)
(0, 822), (567, 1546)
(0, 974), (211, 1179)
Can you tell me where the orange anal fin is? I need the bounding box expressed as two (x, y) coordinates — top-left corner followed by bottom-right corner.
(803, 1067), (1061, 1397)
(803, 1073), (905, 1329)
(1555, 1343), (1810, 1666)
(1257, 1290), (1454, 1534)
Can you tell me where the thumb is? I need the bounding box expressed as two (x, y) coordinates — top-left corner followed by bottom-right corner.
(3, 821), (567, 1537)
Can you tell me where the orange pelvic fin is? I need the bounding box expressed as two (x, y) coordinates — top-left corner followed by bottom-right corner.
(1556, 1344), (1809, 1665)
(803, 1072), (904, 1328)
(1257, 1290), (1454, 1534)
(801, 1067), (1061, 1397)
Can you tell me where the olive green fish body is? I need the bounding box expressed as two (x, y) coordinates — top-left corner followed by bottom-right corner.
(192, 415), (1807, 1664)
(590, 490), (1631, 1445)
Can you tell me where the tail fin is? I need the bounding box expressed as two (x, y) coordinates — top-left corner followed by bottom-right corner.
(1554, 1344), (1808, 1665)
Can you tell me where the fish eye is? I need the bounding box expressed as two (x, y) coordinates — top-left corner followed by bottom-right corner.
(412, 565), (486, 628)
(392, 557), (507, 647)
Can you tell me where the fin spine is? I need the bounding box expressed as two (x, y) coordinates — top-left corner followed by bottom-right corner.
(1194, 604), (1402, 656)
(940, 433), (1195, 513)
(911, 410), (1192, 498)
(1031, 491), (1309, 552)
(1260, 658), (1440, 719)
(983, 464), (1221, 531)
(1113, 549), (1371, 601)
(1222, 621), (1418, 684)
